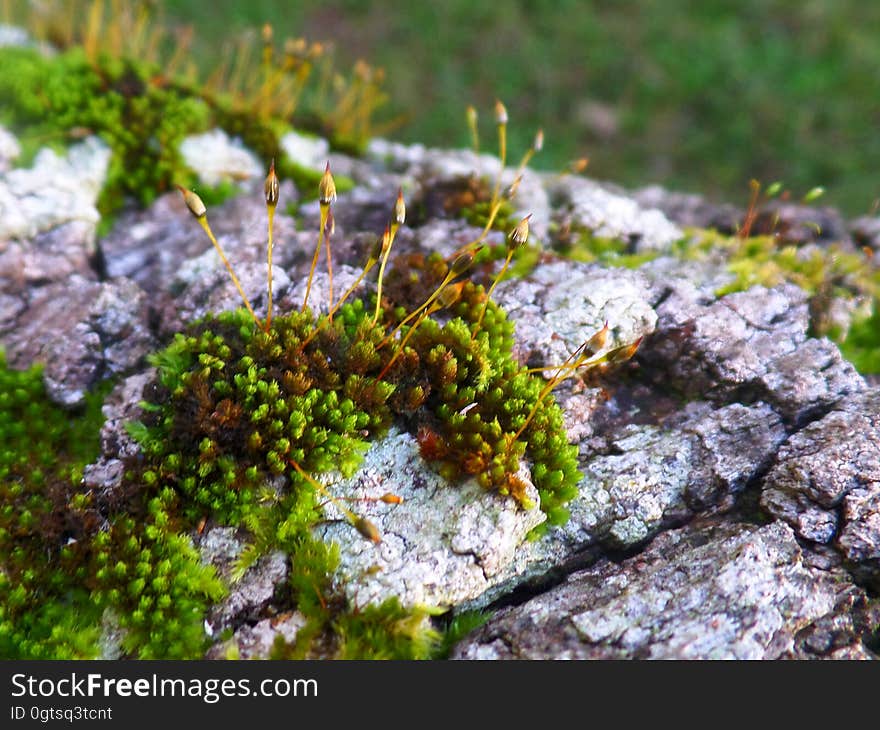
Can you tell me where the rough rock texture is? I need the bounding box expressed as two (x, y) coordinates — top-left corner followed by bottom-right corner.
(199, 527), (289, 632)
(633, 184), (741, 233)
(1, 276), (153, 406)
(549, 175), (683, 252)
(761, 389), (880, 584)
(315, 429), (545, 609)
(495, 260), (657, 367)
(82, 370), (154, 496)
(100, 180), (300, 297)
(206, 612), (307, 660)
(642, 280), (865, 424)
(452, 520), (869, 659)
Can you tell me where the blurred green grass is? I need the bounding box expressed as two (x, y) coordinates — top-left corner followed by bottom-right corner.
(161, 0), (880, 215)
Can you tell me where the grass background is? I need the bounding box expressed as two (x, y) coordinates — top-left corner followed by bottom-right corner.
(58, 1), (880, 216)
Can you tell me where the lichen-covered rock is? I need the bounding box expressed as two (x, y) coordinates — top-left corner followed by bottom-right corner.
(643, 281), (865, 423)
(314, 429), (545, 609)
(452, 520), (870, 659)
(100, 181), (300, 297)
(495, 260), (657, 368)
(366, 138), (551, 239)
(207, 612), (307, 660)
(0, 137), (109, 240)
(633, 184), (741, 233)
(179, 129), (263, 186)
(761, 388), (880, 584)
(1, 275), (153, 406)
(478, 400), (788, 605)
(0, 221), (98, 297)
(82, 369), (154, 496)
(548, 175), (683, 252)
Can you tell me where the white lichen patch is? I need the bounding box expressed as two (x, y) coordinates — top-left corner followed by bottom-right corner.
(495, 260), (658, 366)
(0, 136), (110, 240)
(280, 130), (331, 171)
(0, 125), (21, 173)
(548, 175), (682, 251)
(179, 129), (263, 187)
(314, 429), (545, 609)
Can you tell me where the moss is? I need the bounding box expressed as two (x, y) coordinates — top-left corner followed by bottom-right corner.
(840, 304), (880, 375)
(432, 609), (491, 659)
(107, 247), (582, 658)
(0, 354), (108, 658)
(553, 226), (659, 269)
(0, 42), (356, 219)
(0, 46), (212, 214)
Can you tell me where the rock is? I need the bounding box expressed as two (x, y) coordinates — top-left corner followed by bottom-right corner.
(0, 221), (98, 299)
(407, 219), (504, 260)
(851, 215), (880, 254)
(366, 139), (551, 239)
(494, 260), (657, 369)
(0, 137), (110, 240)
(199, 526), (289, 632)
(452, 520), (869, 659)
(633, 184), (741, 233)
(0, 276), (153, 407)
(487, 400), (787, 599)
(313, 429), (545, 609)
(299, 186), (406, 241)
(761, 388), (880, 585)
(82, 370), (154, 497)
(642, 281), (865, 423)
(751, 202), (852, 248)
(368, 139), (502, 182)
(100, 180), (300, 298)
(207, 612), (308, 660)
(164, 261), (366, 335)
(548, 175), (683, 252)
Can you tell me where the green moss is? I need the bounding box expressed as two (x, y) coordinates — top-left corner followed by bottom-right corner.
(108, 249), (582, 658)
(432, 609), (491, 659)
(0, 354), (108, 658)
(553, 227), (659, 269)
(0, 45), (355, 218)
(0, 46), (212, 214)
(840, 304), (880, 375)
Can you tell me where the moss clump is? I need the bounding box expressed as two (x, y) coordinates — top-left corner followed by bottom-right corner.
(133, 252), (580, 526)
(113, 249), (581, 658)
(711, 233), (874, 301)
(0, 43), (357, 218)
(0, 46), (213, 213)
(0, 353), (226, 660)
(0, 355), (106, 658)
